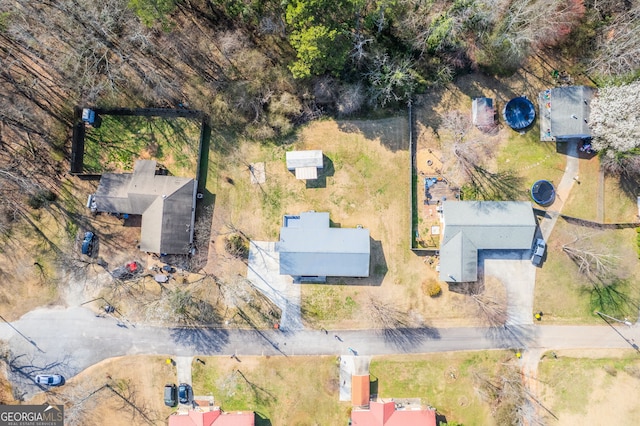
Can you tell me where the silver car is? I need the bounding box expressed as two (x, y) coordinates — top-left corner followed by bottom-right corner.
(35, 374), (63, 386)
(531, 238), (546, 266)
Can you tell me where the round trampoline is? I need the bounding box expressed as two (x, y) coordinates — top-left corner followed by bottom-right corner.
(503, 97), (536, 130)
(531, 180), (555, 206)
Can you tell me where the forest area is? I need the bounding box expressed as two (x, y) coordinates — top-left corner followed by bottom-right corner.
(0, 0), (639, 236)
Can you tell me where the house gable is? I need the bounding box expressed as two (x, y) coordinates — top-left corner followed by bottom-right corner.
(93, 160), (197, 254)
(439, 201), (537, 282)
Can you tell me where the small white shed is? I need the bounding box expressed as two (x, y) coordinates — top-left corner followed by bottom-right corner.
(286, 150), (323, 180)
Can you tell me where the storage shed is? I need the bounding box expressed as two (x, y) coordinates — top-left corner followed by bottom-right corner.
(286, 150), (323, 180)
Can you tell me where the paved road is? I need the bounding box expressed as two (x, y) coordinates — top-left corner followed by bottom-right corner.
(3, 306), (639, 398)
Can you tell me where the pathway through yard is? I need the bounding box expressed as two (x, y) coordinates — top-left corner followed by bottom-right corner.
(538, 140), (579, 240)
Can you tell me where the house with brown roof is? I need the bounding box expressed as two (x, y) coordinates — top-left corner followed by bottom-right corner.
(93, 159), (197, 254)
(168, 399), (254, 426)
(350, 400), (436, 426)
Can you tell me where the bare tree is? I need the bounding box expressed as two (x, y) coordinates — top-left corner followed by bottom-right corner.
(472, 361), (541, 426)
(588, 3), (640, 78)
(562, 234), (619, 282)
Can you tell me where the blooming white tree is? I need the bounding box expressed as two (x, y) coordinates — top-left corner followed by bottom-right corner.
(589, 80), (640, 174)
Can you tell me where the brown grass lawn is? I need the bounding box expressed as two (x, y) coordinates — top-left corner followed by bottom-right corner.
(192, 356), (350, 425)
(371, 351), (516, 426)
(206, 118), (482, 328)
(190, 352), (512, 426)
(28, 356), (177, 426)
(538, 350), (640, 425)
(562, 154), (637, 224)
(534, 218), (640, 323)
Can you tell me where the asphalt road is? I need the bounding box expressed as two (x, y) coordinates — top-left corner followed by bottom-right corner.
(2, 306), (639, 398)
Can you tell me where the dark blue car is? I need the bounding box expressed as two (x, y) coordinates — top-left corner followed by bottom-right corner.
(81, 232), (95, 256)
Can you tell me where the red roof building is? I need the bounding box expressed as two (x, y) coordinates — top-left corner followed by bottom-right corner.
(350, 400), (436, 426)
(351, 375), (371, 407)
(168, 400), (254, 426)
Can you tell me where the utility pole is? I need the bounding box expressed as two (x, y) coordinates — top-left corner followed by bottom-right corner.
(595, 311), (632, 326)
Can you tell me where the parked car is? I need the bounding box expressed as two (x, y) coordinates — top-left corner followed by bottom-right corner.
(35, 374), (63, 386)
(81, 231), (95, 256)
(164, 384), (177, 407)
(531, 238), (546, 266)
(178, 383), (192, 404)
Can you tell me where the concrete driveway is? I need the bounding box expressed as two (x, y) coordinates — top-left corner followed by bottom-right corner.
(481, 250), (537, 325)
(246, 241), (303, 331)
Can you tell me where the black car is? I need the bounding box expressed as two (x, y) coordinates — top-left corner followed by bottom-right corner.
(164, 384), (177, 407)
(81, 232), (95, 256)
(178, 383), (192, 404)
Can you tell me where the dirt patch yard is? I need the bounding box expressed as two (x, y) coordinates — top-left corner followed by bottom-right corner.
(538, 350), (640, 425)
(27, 355), (177, 426)
(205, 118), (482, 328)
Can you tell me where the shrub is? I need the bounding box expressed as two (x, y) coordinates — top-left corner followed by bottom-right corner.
(603, 365), (618, 377)
(27, 189), (57, 209)
(423, 279), (442, 297)
(225, 233), (249, 259)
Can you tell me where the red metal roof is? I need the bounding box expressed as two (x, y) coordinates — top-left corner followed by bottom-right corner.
(351, 375), (371, 407)
(168, 409), (254, 426)
(350, 401), (436, 426)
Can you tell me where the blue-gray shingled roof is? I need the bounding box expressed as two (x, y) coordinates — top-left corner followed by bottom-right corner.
(276, 212), (370, 277)
(439, 201), (537, 282)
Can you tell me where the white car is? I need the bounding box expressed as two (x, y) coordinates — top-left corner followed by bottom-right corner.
(35, 374), (63, 386)
(531, 238), (546, 266)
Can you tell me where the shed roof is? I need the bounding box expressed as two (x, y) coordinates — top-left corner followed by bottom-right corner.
(352, 375), (371, 407)
(286, 150), (323, 180)
(295, 166), (318, 180)
(439, 201), (537, 282)
(286, 150), (323, 169)
(94, 160), (196, 254)
(276, 212), (370, 277)
(472, 97), (495, 129)
(539, 86), (595, 140)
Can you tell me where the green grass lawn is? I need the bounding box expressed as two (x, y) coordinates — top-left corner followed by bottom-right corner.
(190, 352), (513, 426)
(535, 219), (640, 323)
(562, 154), (600, 221)
(538, 352), (640, 423)
(191, 356), (349, 425)
(83, 115), (201, 176)
(371, 351), (514, 425)
(496, 125), (566, 198)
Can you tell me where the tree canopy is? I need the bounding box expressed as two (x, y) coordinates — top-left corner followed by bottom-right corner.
(589, 80), (640, 175)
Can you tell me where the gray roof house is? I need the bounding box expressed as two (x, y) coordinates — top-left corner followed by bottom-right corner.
(93, 160), (197, 254)
(539, 86), (596, 141)
(286, 150), (323, 180)
(276, 212), (370, 281)
(439, 201), (537, 282)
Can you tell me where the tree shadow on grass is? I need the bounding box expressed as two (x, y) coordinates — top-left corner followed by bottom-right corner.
(305, 155), (334, 189)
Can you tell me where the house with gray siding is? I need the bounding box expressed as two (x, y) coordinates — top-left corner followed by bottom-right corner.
(439, 201), (537, 282)
(276, 212), (370, 282)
